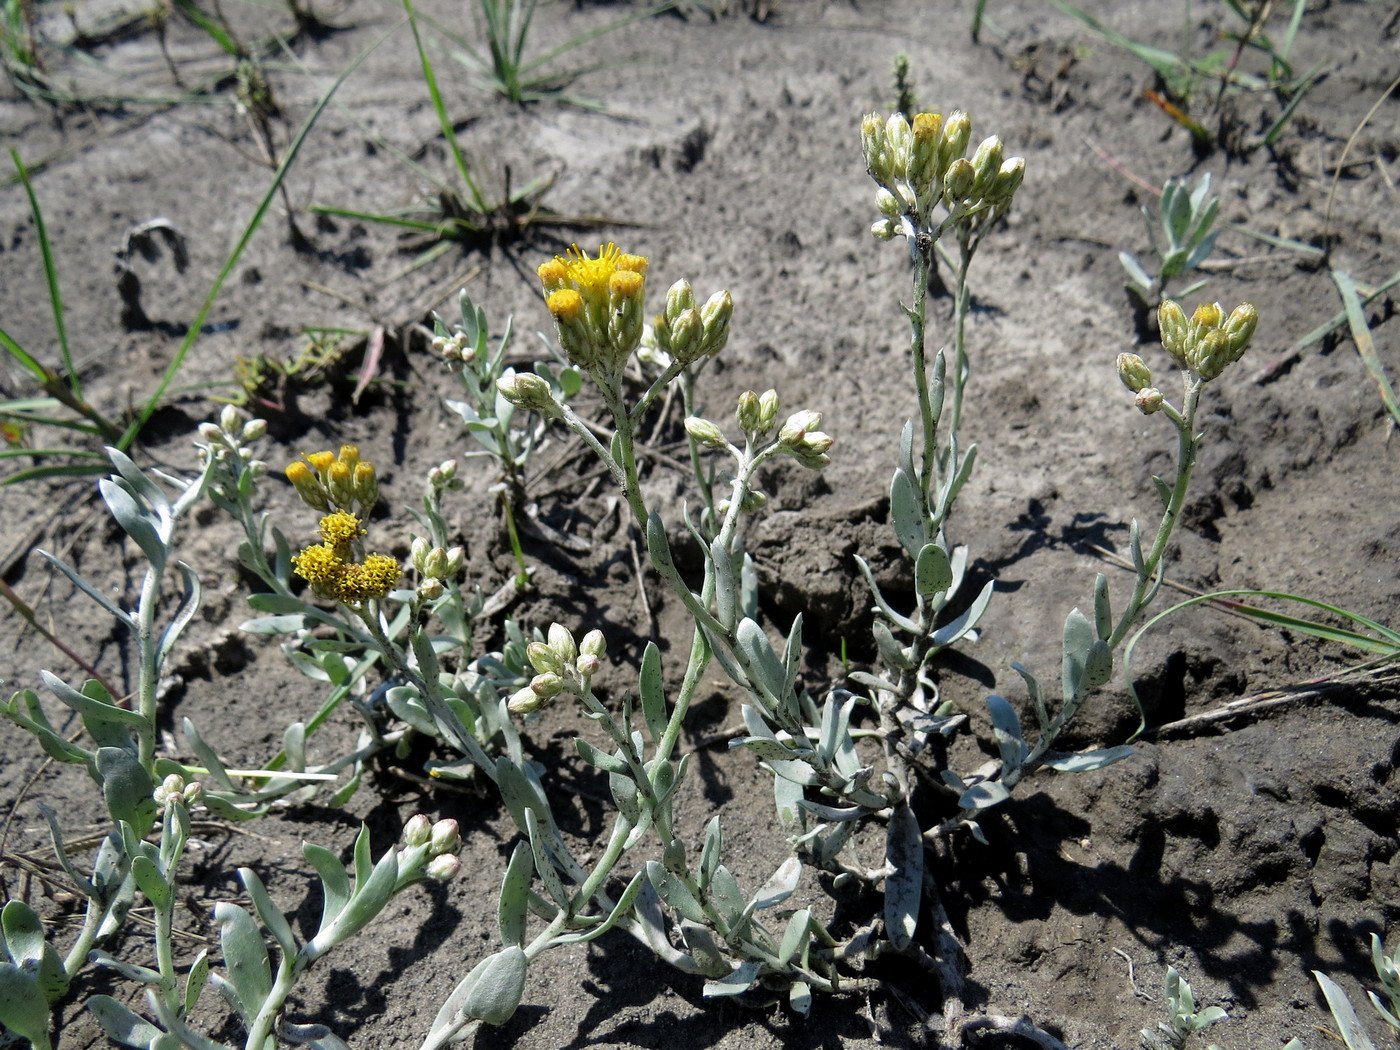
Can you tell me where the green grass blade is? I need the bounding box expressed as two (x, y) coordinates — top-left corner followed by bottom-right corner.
(9, 150), (76, 393)
(1280, 0), (1307, 65)
(170, 0), (243, 56)
(1123, 588), (1400, 738)
(309, 205), (446, 232)
(1260, 65), (1321, 147)
(118, 28), (392, 451)
(404, 0), (488, 214)
(2, 460), (110, 485)
(0, 445), (108, 460)
(0, 322), (50, 383)
(1333, 269), (1400, 428)
(1048, 0), (1186, 83)
(517, 3), (670, 79)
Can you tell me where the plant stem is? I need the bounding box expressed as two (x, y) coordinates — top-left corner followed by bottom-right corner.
(1107, 377), (1202, 650)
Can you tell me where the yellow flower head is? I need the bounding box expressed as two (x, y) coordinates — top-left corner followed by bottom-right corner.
(334, 554), (400, 603)
(318, 511), (363, 551)
(562, 242), (624, 295)
(293, 543), (343, 585)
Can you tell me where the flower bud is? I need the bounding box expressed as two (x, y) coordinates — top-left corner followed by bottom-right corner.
(219, 404), (242, 435)
(883, 112), (912, 179)
(876, 187), (902, 218)
(608, 269), (646, 360)
(154, 773), (186, 806)
(699, 290), (733, 357)
(241, 418), (267, 443)
(985, 157), (1025, 204)
(182, 781), (204, 805)
(801, 431), (834, 456)
(861, 113), (890, 183)
(327, 460), (355, 510)
(665, 279), (696, 323)
(757, 389), (780, 432)
(968, 136), (1003, 199)
(736, 390), (762, 433)
(1116, 353), (1153, 393)
(942, 158), (975, 203)
(1189, 329), (1232, 381)
(530, 673), (564, 699)
(1222, 302), (1258, 361)
(497, 372), (561, 416)
(198, 422), (223, 442)
(871, 218), (898, 241)
(286, 461), (330, 511)
(1192, 302), (1223, 329)
(547, 623), (578, 665)
(443, 546), (465, 578)
(579, 629), (606, 659)
(909, 112), (943, 187)
(669, 307), (704, 363)
(508, 687), (544, 715)
(429, 818), (462, 855)
(353, 461), (378, 512)
(527, 641), (565, 677)
(403, 813), (433, 847)
(305, 450), (335, 474)
(537, 258), (568, 293)
(1135, 388), (1165, 414)
(411, 537), (431, 573)
(426, 854), (462, 882)
(685, 416), (729, 451)
(575, 653), (601, 677)
(1157, 300), (1190, 366)
(417, 577), (445, 601)
(779, 409), (823, 447)
(546, 288), (596, 368)
(938, 110), (972, 170)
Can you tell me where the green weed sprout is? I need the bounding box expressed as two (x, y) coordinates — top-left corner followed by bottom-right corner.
(1120, 172), (1220, 310)
(313, 0), (619, 267)
(437, 0), (662, 110)
(1141, 966), (1228, 1049)
(1050, 0), (1325, 152)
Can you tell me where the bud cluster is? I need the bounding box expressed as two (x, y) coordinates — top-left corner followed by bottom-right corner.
(1157, 300), (1259, 382)
(536, 243), (650, 379)
(777, 409), (834, 470)
(647, 279), (734, 367)
(153, 773), (204, 809)
(196, 405), (268, 481)
(286, 444), (379, 517)
(431, 330), (476, 372)
(736, 388), (780, 438)
(862, 110), (1025, 242)
(399, 814), (463, 883)
(427, 458), (463, 494)
(411, 537), (466, 601)
(508, 624), (608, 715)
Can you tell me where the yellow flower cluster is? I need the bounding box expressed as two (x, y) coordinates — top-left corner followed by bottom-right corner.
(285, 444), (378, 517)
(536, 243), (648, 378)
(286, 465), (400, 604)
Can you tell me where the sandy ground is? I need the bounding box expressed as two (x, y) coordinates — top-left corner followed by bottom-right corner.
(3, 0), (1399, 1047)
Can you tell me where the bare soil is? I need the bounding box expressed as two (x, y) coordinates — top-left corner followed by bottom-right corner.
(3, 1), (1399, 1048)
